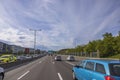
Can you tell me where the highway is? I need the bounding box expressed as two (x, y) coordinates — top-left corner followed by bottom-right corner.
(4, 55), (77, 80)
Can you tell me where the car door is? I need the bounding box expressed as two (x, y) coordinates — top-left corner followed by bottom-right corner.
(83, 61), (95, 80)
(74, 60), (85, 80)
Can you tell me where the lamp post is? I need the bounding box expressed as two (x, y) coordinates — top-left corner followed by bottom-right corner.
(75, 39), (77, 56)
(29, 29), (41, 54)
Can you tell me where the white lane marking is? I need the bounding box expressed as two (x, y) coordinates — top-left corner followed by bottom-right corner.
(65, 61), (74, 66)
(39, 61), (42, 63)
(17, 71), (30, 80)
(58, 73), (63, 80)
(52, 62), (55, 64)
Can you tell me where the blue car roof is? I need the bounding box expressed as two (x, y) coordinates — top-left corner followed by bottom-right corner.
(84, 59), (120, 64)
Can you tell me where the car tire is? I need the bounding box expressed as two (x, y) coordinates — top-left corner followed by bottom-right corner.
(73, 72), (77, 80)
(0, 73), (3, 80)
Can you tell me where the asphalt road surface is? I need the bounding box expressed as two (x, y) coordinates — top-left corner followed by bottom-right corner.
(4, 55), (78, 80)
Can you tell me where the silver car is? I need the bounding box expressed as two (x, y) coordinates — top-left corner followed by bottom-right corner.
(0, 67), (4, 80)
(54, 56), (62, 61)
(67, 56), (75, 61)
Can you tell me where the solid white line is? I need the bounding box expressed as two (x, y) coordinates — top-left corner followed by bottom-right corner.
(65, 61), (74, 66)
(39, 61), (42, 63)
(17, 71), (30, 80)
(58, 73), (63, 80)
(52, 62), (55, 64)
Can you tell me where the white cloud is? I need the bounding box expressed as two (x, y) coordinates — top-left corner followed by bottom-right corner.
(93, 6), (120, 36)
(0, 0), (120, 50)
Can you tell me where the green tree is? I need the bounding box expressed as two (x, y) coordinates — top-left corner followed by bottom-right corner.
(101, 32), (114, 57)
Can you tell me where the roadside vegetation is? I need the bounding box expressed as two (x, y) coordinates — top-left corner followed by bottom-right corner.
(108, 54), (120, 59)
(58, 31), (120, 58)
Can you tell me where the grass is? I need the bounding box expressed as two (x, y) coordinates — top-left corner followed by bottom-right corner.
(108, 54), (120, 59)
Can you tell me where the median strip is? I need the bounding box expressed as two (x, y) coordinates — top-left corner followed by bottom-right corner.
(17, 71), (30, 80)
(52, 62), (55, 64)
(58, 73), (63, 80)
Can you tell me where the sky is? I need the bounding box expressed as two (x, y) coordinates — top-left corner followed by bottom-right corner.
(0, 0), (120, 50)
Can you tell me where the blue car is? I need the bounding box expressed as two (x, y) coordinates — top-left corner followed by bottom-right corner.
(72, 59), (120, 80)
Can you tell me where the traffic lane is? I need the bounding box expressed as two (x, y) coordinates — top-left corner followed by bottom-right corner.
(19, 56), (59, 80)
(4, 56), (47, 80)
(4, 56), (75, 80)
(65, 60), (80, 66)
(54, 60), (73, 80)
(16, 56), (74, 80)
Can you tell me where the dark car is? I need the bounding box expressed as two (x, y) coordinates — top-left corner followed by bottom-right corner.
(54, 56), (62, 61)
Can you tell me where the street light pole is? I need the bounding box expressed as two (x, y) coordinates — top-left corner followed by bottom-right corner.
(29, 29), (41, 54)
(34, 30), (36, 55)
(75, 39), (77, 56)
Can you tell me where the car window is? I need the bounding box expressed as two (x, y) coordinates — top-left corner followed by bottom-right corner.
(70, 56), (74, 58)
(79, 61), (85, 68)
(85, 61), (94, 71)
(57, 56), (61, 58)
(95, 63), (106, 74)
(109, 63), (120, 77)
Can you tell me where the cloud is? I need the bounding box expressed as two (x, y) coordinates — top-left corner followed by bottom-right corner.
(19, 36), (26, 39)
(93, 5), (120, 36)
(0, 0), (120, 50)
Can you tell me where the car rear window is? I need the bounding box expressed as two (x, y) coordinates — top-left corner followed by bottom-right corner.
(70, 56), (74, 58)
(57, 56), (61, 58)
(109, 63), (120, 77)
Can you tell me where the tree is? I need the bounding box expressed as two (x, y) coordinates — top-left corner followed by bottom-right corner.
(101, 32), (115, 57)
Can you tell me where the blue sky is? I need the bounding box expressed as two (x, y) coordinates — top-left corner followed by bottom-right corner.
(0, 0), (120, 50)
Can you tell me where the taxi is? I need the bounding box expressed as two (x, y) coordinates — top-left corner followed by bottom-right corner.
(0, 54), (17, 63)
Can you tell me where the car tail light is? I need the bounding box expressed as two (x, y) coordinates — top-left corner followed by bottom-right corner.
(105, 76), (115, 80)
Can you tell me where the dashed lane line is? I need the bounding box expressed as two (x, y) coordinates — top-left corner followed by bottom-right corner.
(17, 71), (30, 80)
(52, 62), (55, 64)
(58, 73), (63, 80)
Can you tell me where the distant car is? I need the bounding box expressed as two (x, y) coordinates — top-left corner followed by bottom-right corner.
(0, 55), (17, 63)
(67, 56), (75, 61)
(17, 56), (27, 60)
(32, 54), (39, 58)
(72, 59), (120, 80)
(25, 55), (32, 59)
(54, 56), (62, 61)
(0, 67), (4, 80)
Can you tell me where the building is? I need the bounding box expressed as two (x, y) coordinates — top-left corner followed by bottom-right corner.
(0, 42), (4, 54)
(0, 41), (37, 55)
(10, 45), (24, 54)
(0, 42), (12, 54)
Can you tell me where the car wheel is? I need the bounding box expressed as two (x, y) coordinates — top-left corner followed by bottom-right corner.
(73, 72), (77, 80)
(0, 73), (3, 80)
